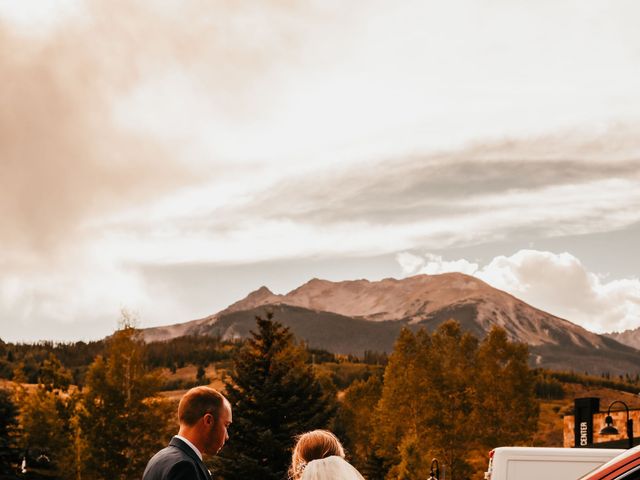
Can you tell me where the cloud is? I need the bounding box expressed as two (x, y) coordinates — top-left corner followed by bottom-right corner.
(86, 129), (640, 266)
(1, 256), (141, 342)
(3, 0), (640, 263)
(398, 252), (479, 276)
(0, 0), (326, 257)
(397, 249), (640, 333)
(223, 130), (640, 253)
(0, 3), (202, 256)
(0, 244), (199, 342)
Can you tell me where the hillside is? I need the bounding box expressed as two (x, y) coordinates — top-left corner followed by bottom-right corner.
(190, 303), (407, 354)
(142, 273), (640, 374)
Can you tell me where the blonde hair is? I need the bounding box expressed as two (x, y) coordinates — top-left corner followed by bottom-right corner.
(289, 430), (346, 479)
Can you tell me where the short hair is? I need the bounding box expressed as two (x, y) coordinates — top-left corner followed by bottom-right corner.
(289, 430), (345, 479)
(178, 386), (225, 426)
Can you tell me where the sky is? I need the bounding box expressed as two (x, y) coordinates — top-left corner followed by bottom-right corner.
(1, 0), (639, 342)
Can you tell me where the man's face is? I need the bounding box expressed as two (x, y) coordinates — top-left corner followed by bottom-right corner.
(202, 400), (232, 456)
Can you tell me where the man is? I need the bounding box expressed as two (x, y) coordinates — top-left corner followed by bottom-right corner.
(143, 386), (232, 480)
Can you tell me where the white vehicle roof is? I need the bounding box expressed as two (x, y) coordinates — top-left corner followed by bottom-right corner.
(492, 447), (625, 458)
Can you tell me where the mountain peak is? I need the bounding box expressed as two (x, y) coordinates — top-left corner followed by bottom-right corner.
(238, 273), (496, 321)
(250, 285), (274, 296)
(222, 285), (281, 314)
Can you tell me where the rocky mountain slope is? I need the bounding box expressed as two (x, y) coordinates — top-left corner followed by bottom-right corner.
(605, 327), (640, 350)
(142, 273), (640, 374)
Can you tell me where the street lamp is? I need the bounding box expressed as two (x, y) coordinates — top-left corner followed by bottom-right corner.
(599, 400), (634, 449)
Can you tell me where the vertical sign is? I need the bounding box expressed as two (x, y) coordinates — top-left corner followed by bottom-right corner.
(574, 398), (600, 448)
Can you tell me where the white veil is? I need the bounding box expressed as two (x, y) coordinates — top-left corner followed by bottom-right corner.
(301, 456), (365, 480)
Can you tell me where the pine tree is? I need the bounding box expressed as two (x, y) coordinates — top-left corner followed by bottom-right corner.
(196, 364), (207, 385)
(38, 353), (73, 392)
(214, 313), (334, 480)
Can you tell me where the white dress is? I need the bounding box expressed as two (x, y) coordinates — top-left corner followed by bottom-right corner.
(301, 456), (365, 480)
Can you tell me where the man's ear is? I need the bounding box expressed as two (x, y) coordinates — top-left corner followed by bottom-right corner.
(204, 413), (216, 425)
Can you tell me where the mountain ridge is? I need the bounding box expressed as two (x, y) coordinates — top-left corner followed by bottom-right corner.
(605, 327), (640, 350)
(141, 273), (640, 374)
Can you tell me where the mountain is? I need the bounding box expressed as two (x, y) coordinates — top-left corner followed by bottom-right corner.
(605, 327), (640, 350)
(142, 273), (640, 374)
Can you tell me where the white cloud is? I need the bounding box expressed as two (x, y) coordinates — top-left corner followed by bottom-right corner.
(111, 0), (640, 172)
(397, 252), (479, 276)
(398, 249), (640, 334)
(0, 246), (190, 342)
(396, 252), (426, 275)
(0, 0), (84, 34)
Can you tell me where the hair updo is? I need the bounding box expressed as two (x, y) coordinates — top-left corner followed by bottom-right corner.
(288, 430), (345, 479)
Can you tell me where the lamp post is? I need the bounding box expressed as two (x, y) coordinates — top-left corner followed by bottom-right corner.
(599, 400), (634, 449)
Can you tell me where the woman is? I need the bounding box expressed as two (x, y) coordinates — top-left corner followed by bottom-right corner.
(289, 429), (365, 480)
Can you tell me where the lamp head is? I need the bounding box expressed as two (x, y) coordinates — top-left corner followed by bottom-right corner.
(600, 415), (620, 435)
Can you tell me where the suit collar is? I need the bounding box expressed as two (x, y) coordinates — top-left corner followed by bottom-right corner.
(169, 436), (211, 480)
(173, 435), (202, 460)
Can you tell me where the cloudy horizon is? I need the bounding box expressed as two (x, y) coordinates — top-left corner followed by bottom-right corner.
(1, 0), (639, 342)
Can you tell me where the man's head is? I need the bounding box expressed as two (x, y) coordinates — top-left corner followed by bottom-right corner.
(177, 386), (232, 456)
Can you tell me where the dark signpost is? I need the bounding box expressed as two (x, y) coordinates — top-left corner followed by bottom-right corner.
(575, 397), (600, 447)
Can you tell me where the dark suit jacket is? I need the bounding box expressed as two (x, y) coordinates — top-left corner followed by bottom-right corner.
(142, 437), (211, 480)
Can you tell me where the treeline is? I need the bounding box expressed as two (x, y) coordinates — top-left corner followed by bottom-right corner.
(1, 316), (539, 480)
(0, 335), (233, 384)
(144, 335), (234, 369)
(0, 335), (233, 387)
(547, 370), (640, 395)
(0, 336), (384, 389)
(0, 340), (104, 386)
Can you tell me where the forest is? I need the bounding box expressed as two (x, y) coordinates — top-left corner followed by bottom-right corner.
(1, 314), (637, 480)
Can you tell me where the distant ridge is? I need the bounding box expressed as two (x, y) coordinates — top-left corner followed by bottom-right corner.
(142, 273), (640, 375)
(605, 327), (640, 350)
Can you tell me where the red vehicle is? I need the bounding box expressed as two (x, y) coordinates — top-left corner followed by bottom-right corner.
(580, 445), (640, 480)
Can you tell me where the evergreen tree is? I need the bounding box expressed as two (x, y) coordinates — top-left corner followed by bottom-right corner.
(38, 353), (73, 392)
(215, 313), (334, 480)
(196, 364), (207, 385)
(0, 388), (19, 478)
(473, 327), (539, 447)
(80, 320), (173, 480)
